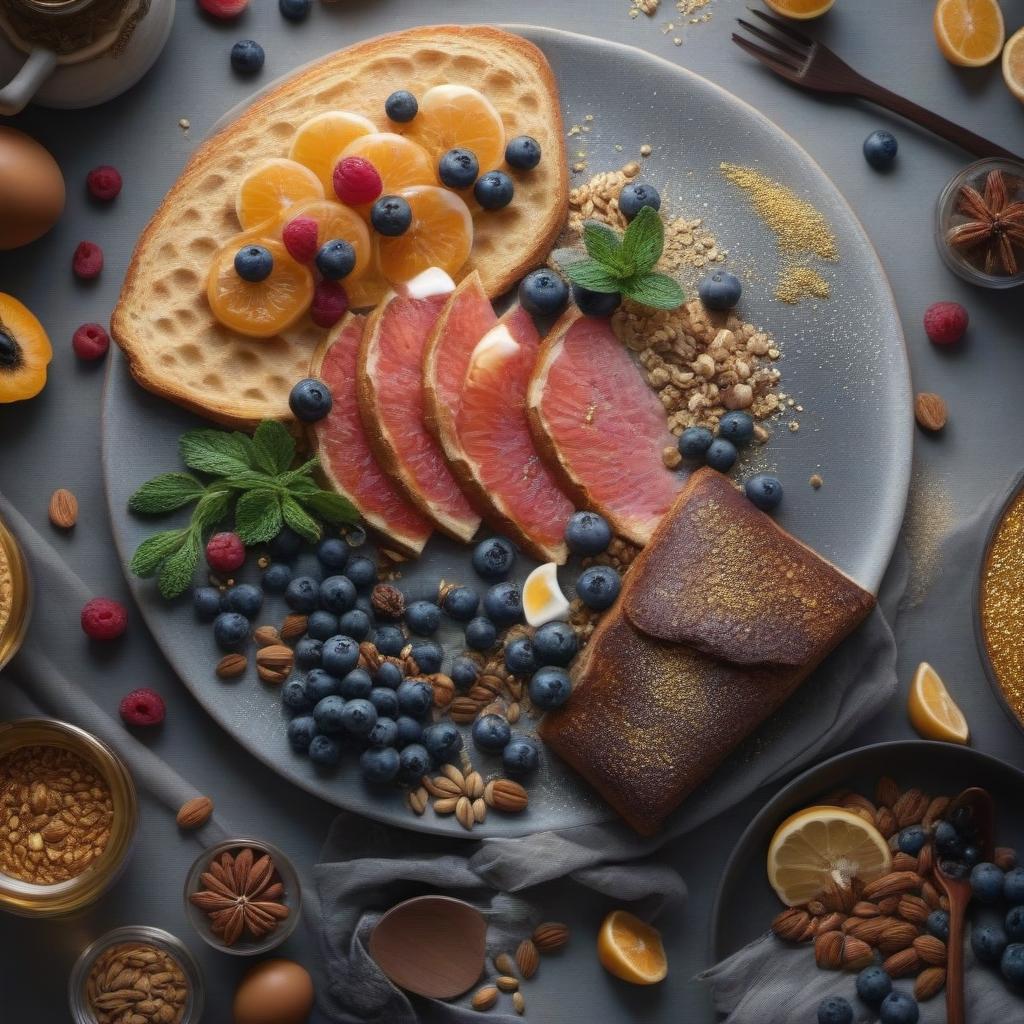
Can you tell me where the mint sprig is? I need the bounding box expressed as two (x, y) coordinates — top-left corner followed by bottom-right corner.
(556, 206), (685, 311)
(129, 420), (358, 599)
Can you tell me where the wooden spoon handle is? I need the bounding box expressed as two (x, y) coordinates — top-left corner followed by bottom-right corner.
(946, 894), (967, 1024)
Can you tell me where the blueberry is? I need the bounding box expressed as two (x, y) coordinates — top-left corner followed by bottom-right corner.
(213, 612), (250, 650)
(423, 722), (463, 763)
(503, 736), (540, 776)
(451, 655), (480, 690)
(934, 820), (959, 854)
(1001, 942), (1024, 987)
(261, 562), (292, 593)
(466, 617), (498, 651)
(1007, 906), (1024, 942)
(336, 669), (371, 701)
(344, 555), (377, 590)
(398, 743), (431, 784)
(230, 39), (265, 75)
(305, 610), (339, 641)
(698, 269), (742, 311)
(308, 733), (342, 766)
(339, 697), (377, 736)
(285, 575), (319, 613)
(533, 621), (578, 667)
(282, 678), (312, 712)
(505, 134), (542, 170)
(319, 575), (357, 614)
(397, 679), (434, 719)
(316, 537), (349, 570)
(972, 922), (1008, 964)
(950, 804), (974, 833)
(374, 624), (405, 657)
(518, 268), (569, 317)
(286, 715), (318, 752)
(406, 599), (441, 635)
(618, 182), (661, 221)
(269, 527), (303, 560)
(926, 909), (949, 941)
(360, 745), (400, 784)
(369, 687), (400, 720)
(292, 639), (322, 673)
(964, 844), (982, 867)
(678, 426), (714, 462)
(405, 641), (441, 676)
(288, 377), (333, 422)
(576, 565), (620, 611)
(940, 859), (969, 879)
(1005, 868), (1024, 905)
(529, 666), (572, 710)
(564, 510), (612, 556)
(193, 586), (222, 622)
(472, 713), (512, 753)
(321, 635), (359, 677)
(385, 90), (418, 123)
(855, 965), (892, 1007)
(373, 661), (404, 690)
(474, 170), (514, 210)
(313, 694), (347, 734)
(278, 0), (310, 20)
(395, 716), (423, 748)
(442, 585), (479, 621)
(338, 608), (371, 641)
(816, 996), (853, 1024)
(504, 636), (537, 676)
(718, 411), (754, 446)
(472, 537), (517, 581)
(971, 862), (1005, 904)
(572, 284), (621, 317)
(438, 148), (479, 189)
(745, 474), (783, 513)
(705, 438), (738, 473)
(878, 992), (918, 1024)
(484, 582), (524, 626)
(863, 129), (898, 171)
(234, 243), (273, 281)
(304, 668), (341, 703)
(316, 239), (357, 280)
(371, 195), (413, 236)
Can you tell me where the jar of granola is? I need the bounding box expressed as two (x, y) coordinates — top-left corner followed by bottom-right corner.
(0, 514), (30, 670)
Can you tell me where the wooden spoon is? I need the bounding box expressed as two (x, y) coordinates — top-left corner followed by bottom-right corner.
(934, 787), (995, 1024)
(368, 895), (487, 999)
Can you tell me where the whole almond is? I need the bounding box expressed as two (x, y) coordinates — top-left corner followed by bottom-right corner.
(875, 806), (898, 838)
(41, 819), (70, 844)
(429, 674), (455, 708)
(257, 645), (294, 672)
(818, 912), (846, 934)
(844, 915), (896, 945)
(814, 931), (844, 970)
(898, 894), (930, 925)
(914, 965), (946, 1001)
(48, 488), (78, 529)
(253, 625), (281, 647)
(841, 936), (874, 971)
(996, 846), (1018, 871)
(455, 796), (475, 831)
(862, 871), (922, 901)
(892, 788), (930, 827)
(216, 653), (247, 679)
(280, 614), (308, 641)
(807, 899), (827, 917)
(892, 853), (919, 873)
(516, 939), (539, 979)
(914, 392), (947, 432)
(533, 922), (570, 952)
(917, 843), (935, 877)
(471, 986), (498, 1011)
(841, 793), (876, 816)
(257, 665), (288, 685)
(921, 881), (942, 909)
(493, 952), (516, 976)
(484, 779), (528, 813)
(495, 976), (518, 993)
(406, 787), (428, 816)
(922, 796), (951, 829)
(883, 947), (921, 977)
(914, 934), (947, 965)
(820, 881), (856, 914)
(853, 901), (882, 918)
(450, 697), (483, 723)
(878, 921), (920, 954)
(875, 777), (900, 808)
(772, 907), (811, 941)
(512, 991), (525, 1015)
(176, 796), (213, 830)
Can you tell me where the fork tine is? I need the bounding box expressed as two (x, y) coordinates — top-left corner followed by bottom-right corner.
(748, 7), (814, 48)
(731, 33), (803, 76)
(735, 17), (807, 62)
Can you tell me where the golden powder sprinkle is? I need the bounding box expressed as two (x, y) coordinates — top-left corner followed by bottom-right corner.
(902, 469), (954, 609)
(775, 265), (831, 304)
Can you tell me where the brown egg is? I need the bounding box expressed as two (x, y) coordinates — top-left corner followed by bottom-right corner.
(232, 958), (314, 1024)
(0, 126), (65, 250)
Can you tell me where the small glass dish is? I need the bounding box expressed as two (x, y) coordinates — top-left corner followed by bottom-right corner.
(935, 157), (1024, 289)
(183, 836), (301, 956)
(68, 924), (205, 1024)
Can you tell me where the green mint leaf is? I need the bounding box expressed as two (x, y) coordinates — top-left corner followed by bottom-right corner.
(235, 490), (284, 544)
(559, 258), (624, 293)
(157, 528), (202, 599)
(130, 528), (189, 577)
(192, 489), (231, 532)
(179, 429), (254, 477)
(582, 220), (630, 274)
(620, 206), (664, 276)
(128, 473), (206, 515)
(219, 470), (278, 492)
(619, 271), (685, 310)
(252, 420), (296, 476)
(276, 456), (320, 489)
(281, 495), (322, 543)
(298, 489), (359, 525)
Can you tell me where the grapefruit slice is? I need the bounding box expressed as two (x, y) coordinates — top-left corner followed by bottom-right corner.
(310, 314), (433, 557)
(526, 309), (681, 546)
(357, 269), (481, 542)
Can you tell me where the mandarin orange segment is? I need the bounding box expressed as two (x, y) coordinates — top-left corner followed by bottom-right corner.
(338, 133), (436, 203)
(235, 158), (324, 230)
(207, 233), (313, 338)
(280, 199), (372, 281)
(376, 186), (473, 285)
(288, 111), (377, 193)
(346, 256), (391, 310)
(403, 84), (506, 175)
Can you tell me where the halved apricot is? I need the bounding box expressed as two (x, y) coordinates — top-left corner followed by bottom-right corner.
(403, 84), (506, 175)
(338, 133), (436, 205)
(280, 199), (372, 282)
(235, 158), (324, 230)
(288, 111), (377, 193)
(376, 186), (473, 285)
(0, 292), (51, 403)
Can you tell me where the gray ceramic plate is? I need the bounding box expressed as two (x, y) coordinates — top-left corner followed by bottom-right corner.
(103, 25), (912, 837)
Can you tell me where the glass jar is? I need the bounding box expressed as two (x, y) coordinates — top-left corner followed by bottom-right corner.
(68, 925), (205, 1024)
(935, 158), (1024, 289)
(0, 514), (30, 670)
(0, 718), (138, 916)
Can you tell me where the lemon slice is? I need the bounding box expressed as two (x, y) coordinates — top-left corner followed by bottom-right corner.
(908, 661), (970, 744)
(596, 910), (667, 985)
(764, 0), (835, 19)
(1003, 26), (1024, 104)
(933, 0), (1005, 68)
(767, 806), (892, 907)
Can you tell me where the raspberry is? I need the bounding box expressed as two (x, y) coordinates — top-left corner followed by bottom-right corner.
(310, 279), (349, 329)
(119, 688), (166, 727)
(282, 216), (320, 263)
(81, 598), (128, 641)
(86, 165), (122, 202)
(197, 0), (248, 19)
(72, 241), (103, 280)
(333, 157), (383, 206)
(72, 323), (110, 361)
(923, 301), (968, 346)
(206, 531), (246, 573)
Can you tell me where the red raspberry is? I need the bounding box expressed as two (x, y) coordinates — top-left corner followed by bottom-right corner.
(73, 323), (110, 361)
(86, 165), (122, 202)
(73, 241), (104, 280)
(282, 216), (320, 263)
(206, 531), (245, 572)
(119, 688), (166, 727)
(923, 301), (968, 346)
(81, 598), (128, 640)
(310, 279), (349, 328)
(197, 0), (248, 19)
(333, 157), (383, 206)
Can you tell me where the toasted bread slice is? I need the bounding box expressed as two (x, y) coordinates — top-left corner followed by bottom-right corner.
(111, 26), (568, 430)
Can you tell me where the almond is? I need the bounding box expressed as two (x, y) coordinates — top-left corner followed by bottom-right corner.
(216, 653), (247, 679)
(853, 901), (881, 918)
(176, 796), (213, 830)
(814, 931), (844, 970)
(516, 939), (540, 979)
(253, 625), (281, 647)
(820, 880), (856, 913)
(493, 953), (516, 976)
(897, 894), (930, 925)
(922, 796), (951, 829)
(862, 871), (922, 901)
(917, 842), (935, 877)
(914, 392), (947, 432)
(423, 775), (462, 799)
(256, 644), (294, 672)
(428, 673), (455, 708)
(471, 986), (498, 1011)
(772, 907), (811, 941)
(883, 947), (921, 977)
(996, 846), (1018, 871)
(257, 665), (288, 685)
(844, 915), (896, 944)
(877, 895), (900, 915)
(914, 934), (947, 965)
(874, 806), (898, 838)
(48, 488), (78, 529)
(892, 788), (930, 827)
(41, 819), (70, 844)
(840, 936), (874, 971)
(450, 697), (484, 724)
(512, 991), (525, 1015)
(818, 912), (846, 934)
(875, 777), (900, 808)
(841, 793), (876, 816)
(484, 779), (528, 813)
(533, 922), (570, 952)
(280, 613), (308, 641)
(892, 852), (919, 873)
(406, 787), (428, 816)
(914, 965), (946, 1001)
(455, 796), (475, 831)
(878, 921), (920, 954)
(921, 880), (942, 909)
(496, 976), (519, 992)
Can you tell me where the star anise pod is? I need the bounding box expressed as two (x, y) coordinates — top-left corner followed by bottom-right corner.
(946, 169), (1024, 276)
(189, 846), (289, 945)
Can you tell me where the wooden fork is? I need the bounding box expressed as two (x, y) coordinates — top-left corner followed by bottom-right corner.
(733, 7), (1021, 162)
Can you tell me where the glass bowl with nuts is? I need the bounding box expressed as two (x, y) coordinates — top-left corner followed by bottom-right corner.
(0, 515), (31, 671)
(183, 837), (301, 955)
(68, 924), (204, 1024)
(0, 718), (138, 917)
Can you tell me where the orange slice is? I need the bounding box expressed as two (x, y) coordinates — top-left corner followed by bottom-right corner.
(288, 111), (377, 193)
(207, 230), (314, 338)
(1003, 26), (1024, 103)
(280, 199), (372, 282)
(597, 911), (667, 985)
(235, 159), (324, 231)
(376, 186), (472, 285)
(338, 133), (436, 203)
(764, 0), (835, 17)
(767, 806), (892, 907)
(934, 0), (1005, 67)
(346, 252), (391, 310)
(908, 661), (970, 743)
(403, 84), (506, 175)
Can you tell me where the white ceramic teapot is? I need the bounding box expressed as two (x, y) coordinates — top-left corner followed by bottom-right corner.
(0, 0), (174, 115)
